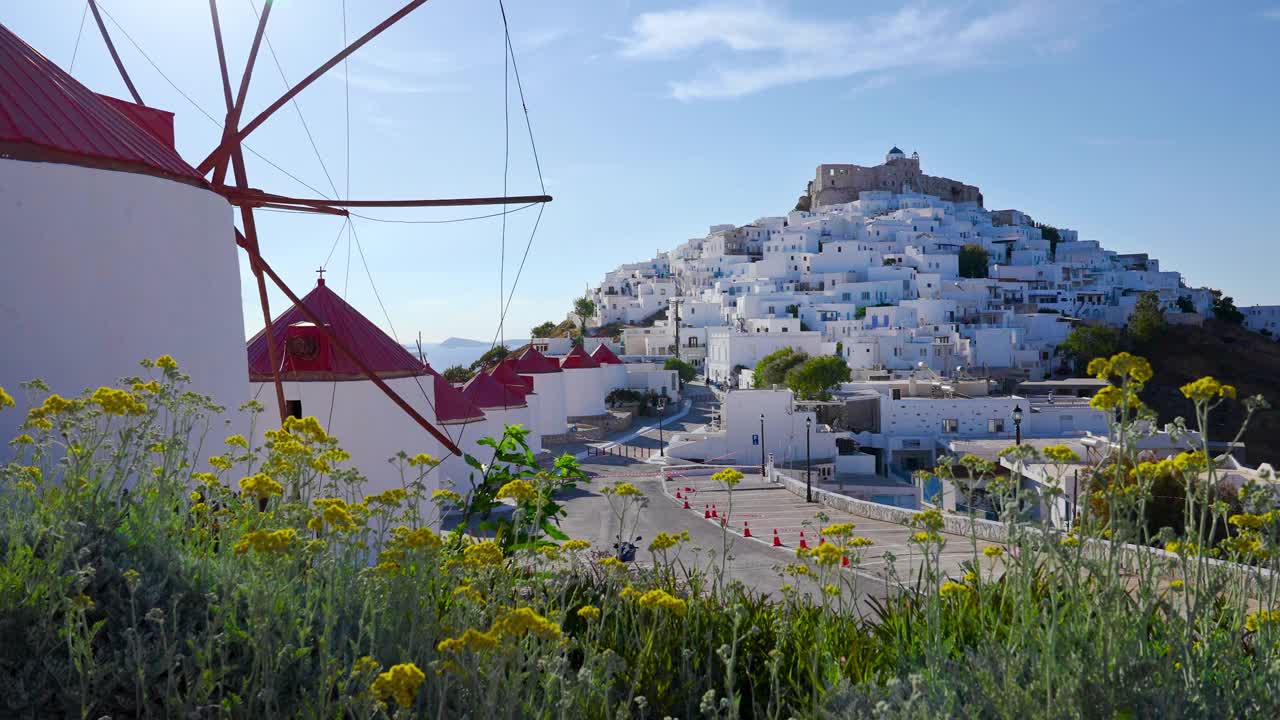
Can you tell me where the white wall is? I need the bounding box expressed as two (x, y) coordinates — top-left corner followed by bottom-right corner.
(1, 160), (250, 452)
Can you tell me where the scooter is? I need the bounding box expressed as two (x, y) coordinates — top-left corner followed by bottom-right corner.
(613, 535), (642, 562)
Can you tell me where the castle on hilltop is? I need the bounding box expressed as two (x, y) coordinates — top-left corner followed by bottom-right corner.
(800, 147), (983, 210)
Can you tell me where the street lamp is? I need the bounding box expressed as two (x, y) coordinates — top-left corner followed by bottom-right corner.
(1013, 404), (1023, 446)
(805, 416), (813, 503)
(760, 413), (766, 480)
(658, 396), (668, 458)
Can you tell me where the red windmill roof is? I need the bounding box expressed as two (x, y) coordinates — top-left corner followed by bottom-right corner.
(511, 346), (561, 374)
(462, 371), (528, 410)
(490, 359), (534, 393)
(247, 279), (427, 382)
(0, 23), (202, 183)
(560, 345), (600, 370)
(425, 365), (486, 425)
(590, 343), (623, 365)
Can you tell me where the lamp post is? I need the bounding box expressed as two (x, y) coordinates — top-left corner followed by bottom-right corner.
(1013, 404), (1023, 446)
(760, 413), (766, 481)
(805, 416), (813, 503)
(658, 397), (667, 458)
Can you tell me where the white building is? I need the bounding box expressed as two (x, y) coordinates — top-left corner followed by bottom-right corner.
(0, 26), (250, 449)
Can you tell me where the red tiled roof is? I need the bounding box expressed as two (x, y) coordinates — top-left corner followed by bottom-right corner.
(590, 343), (623, 365)
(511, 346), (561, 374)
(0, 23), (203, 182)
(425, 365), (486, 425)
(490, 358), (534, 393)
(247, 279), (427, 382)
(560, 345), (600, 370)
(462, 371), (528, 410)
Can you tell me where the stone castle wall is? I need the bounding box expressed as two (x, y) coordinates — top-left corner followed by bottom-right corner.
(806, 157), (983, 209)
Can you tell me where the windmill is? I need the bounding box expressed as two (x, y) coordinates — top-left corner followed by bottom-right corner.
(83, 0), (552, 458)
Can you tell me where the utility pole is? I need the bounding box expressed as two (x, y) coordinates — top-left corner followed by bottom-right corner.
(671, 298), (683, 361)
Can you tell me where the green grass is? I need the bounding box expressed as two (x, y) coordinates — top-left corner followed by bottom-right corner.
(1, 354), (1278, 719)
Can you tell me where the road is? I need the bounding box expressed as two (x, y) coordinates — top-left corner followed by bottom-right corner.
(554, 389), (1002, 608)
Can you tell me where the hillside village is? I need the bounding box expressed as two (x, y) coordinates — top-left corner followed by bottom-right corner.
(581, 148), (1272, 515)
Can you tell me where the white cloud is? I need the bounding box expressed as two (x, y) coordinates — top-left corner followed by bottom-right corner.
(619, 1), (1084, 100)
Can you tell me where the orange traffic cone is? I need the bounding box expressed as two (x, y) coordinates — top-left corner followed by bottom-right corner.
(799, 532), (809, 550)
(683, 499), (691, 509)
(841, 555), (850, 568)
(772, 529), (782, 547)
(704, 505), (711, 519)
(676, 490), (683, 499)
(819, 536), (826, 546)
(743, 522), (753, 538)
(711, 505), (719, 519)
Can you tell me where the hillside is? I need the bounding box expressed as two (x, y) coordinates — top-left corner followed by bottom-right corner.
(1138, 320), (1280, 466)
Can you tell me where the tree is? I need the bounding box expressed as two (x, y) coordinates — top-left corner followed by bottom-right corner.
(664, 357), (697, 386)
(1211, 291), (1244, 325)
(1175, 296), (1196, 314)
(1128, 292), (1166, 344)
(1060, 326), (1123, 373)
(1039, 224), (1062, 260)
(530, 321), (557, 338)
(754, 347), (808, 388)
(469, 345), (510, 371)
(573, 296), (596, 337)
(958, 243), (990, 279)
(441, 365), (474, 384)
(785, 355), (851, 400)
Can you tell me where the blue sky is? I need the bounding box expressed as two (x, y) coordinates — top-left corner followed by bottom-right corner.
(6, 1), (1279, 342)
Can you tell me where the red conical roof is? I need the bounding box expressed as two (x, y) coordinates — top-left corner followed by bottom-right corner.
(462, 371), (527, 410)
(247, 279), (428, 382)
(590, 343), (623, 365)
(0, 23), (202, 182)
(511, 346), (561, 374)
(560, 344), (600, 370)
(490, 358), (534, 393)
(425, 365), (486, 425)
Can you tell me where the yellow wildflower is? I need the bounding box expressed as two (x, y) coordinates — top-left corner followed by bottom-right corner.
(495, 479), (538, 503)
(370, 662), (426, 709)
(131, 380), (162, 395)
(191, 502), (209, 515)
(561, 539), (591, 552)
(1180, 376), (1235, 403)
(122, 569), (141, 591)
(812, 542), (843, 567)
(963, 571), (978, 585)
(31, 393), (73, 417)
(492, 607), (562, 640)
(374, 560), (402, 575)
(391, 526), (442, 550)
(1089, 386), (1122, 411)
(606, 482), (643, 498)
(282, 415), (333, 444)
(1170, 579), (1185, 591)
(224, 434), (249, 449)
(452, 584), (484, 601)
(983, 546), (1004, 559)
(365, 488), (408, 508)
(11, 433), (34, 445)
(846, 536), (874, 548)
(233, 528), (297, 555)
(18, 466), (41, 484)
(1042, 444), (1080, 464)
(239, 473), (283, 500)
(648, 531), (688, 552)
(154, 355), (179, 371)
(577, 605), (601, 621)
(823, 583), (839, 597)
(598, 557), (624, 570)
(1245, 609), (1280, 633)
(0, 386), (13, 410)
(351, 656), (380, 678)
(785, 563), (812, 577)
(620, 584), (642, 600)
(314, 498), (359, 531)
(822, 522), (856, 537)
(712, 468), (744, 487)
(90, 387), (148, 416)
(463, 540), (504, 568)
(914, 508), (944, 531)
(1086, 357), (1111, 379)
(637, 589), (688, 616)
(1060, 536), (1080, 548)
(208, 455), (233, 471)
(939, 580), (970, 599)
(438, 628), (499, 654)
(407, 452), (440, 468)
(15, 481), (36, 493)
(432, 489), (462, 505)
(71, 594), (95, 611)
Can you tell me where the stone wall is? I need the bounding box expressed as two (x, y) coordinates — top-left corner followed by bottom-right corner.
(807, 158), (983, 209)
